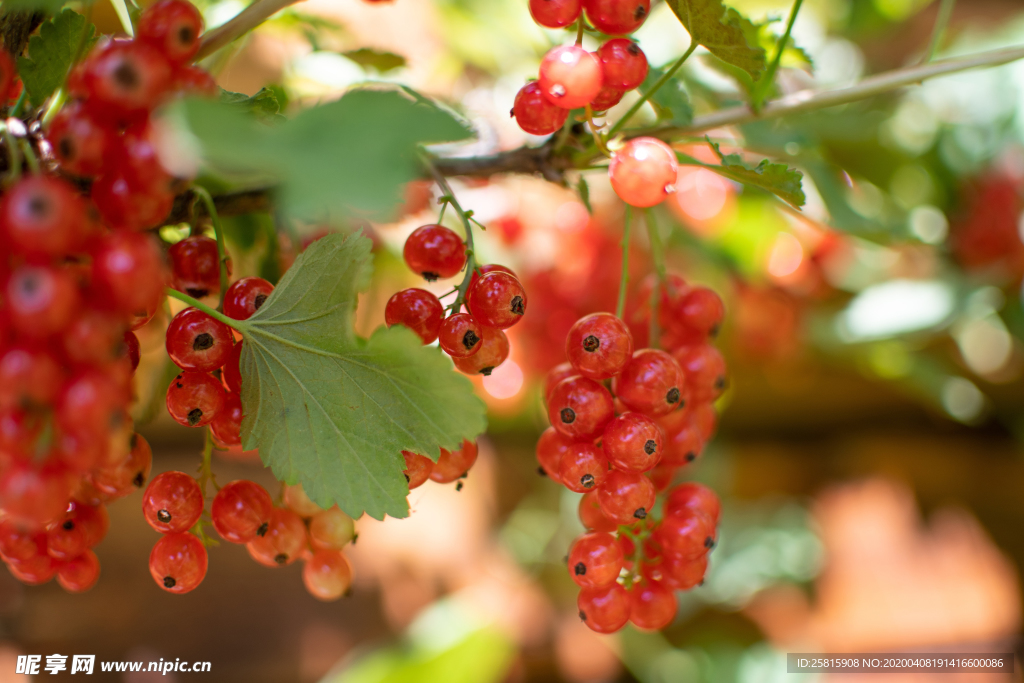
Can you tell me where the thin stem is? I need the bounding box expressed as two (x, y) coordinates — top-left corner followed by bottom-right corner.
(584, 105), (611, 156)
(608, 40), (698, 137)
(645, 210), (667, 348)
(166, 288), (246, 331)
(195, 0), (302, 61)
(752, 0), (804, 106)
(8, 89), (26, 118)
(197, 429), (220, 496)
(2, 124), (21, 184)
(616, 206), (631, 319)
(192, 186), (231, 310)
(575, 19), (585, 46)
(437, 196), (449, 225)
(18, 139), (38, 174)
(924, 0), (956, 63)
(421, 152), (479, 313)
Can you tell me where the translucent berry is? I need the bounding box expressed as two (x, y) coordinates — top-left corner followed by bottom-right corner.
(149, 532), (208, 594)
(247, 507), (307, 567)
(597, 469), (656, 524)
(82, 40), (172, 120)
(46, 513), (88, 560)
(629, 581), (677, 630)
(565, 312), (633, 379)
(608, 137), (678, 207)
(661, 418), (704, 467)
(578, 490), (617, 532)
(402, 451), (434, 489)
(403, 224), (466, 281)
(209, 391), (242, 449)
(598, 39), (648, 90)
(174, 65), (218, 96)
(0, 345), (63, 412)
(673, 286), (725, 338)
(115, 122), (174, 189)
(385, 288), (444, 344)
(543, 362), (577, 403)
(662, 553), (707, 590)
(308, 507), (356, 551)
(6, 265), (80, 337)
(137, 0), (205, 64)
(602, 412), (662, 472)
(303, 549), (353, 601)
(8, 553), (57, 585)
(166, 371), (224, 427)
(590, 85), (625, 112)
(168, 235), (225, 300)
(654, 508), (715, 561)
(165, 307), (234, 372)
(0, 462), (71, 528)
(57, 549), (101, 592)
(583, 0), (649, 35)
(211, 480), (273, 543)
(46, 101), (112, 178)
(568, 531), (624, 588)
(466, 271), (527, 329)
(528, 0), (581, 28)
(282, 483), (322, 518)
(1, 175), (84, 257)
(142, 471), (204, 534)
(557, 442), (609, 493)
(664, 482), (720, 523)
(538, 45), (603, 110)
(578, 582), (630, 634)
(74, 502), (110, 547)
(90, 432), (153, 498)
(91, 231), (166, 318)
(452, 326), (509, 376)
(512, 82), (570, 136)
(612, 349), (685, 417)
(535, 426), (575, 483)
(429, 440), (478, 483)
(0, 520), (45, 562)
(438, 312), (484, 357)
(691, 402), (717, 441)
(672, 344), (726, 404)
(91, 170), (174, 231)
(547, 376), (615, 441)
(223, 277), (274, 321)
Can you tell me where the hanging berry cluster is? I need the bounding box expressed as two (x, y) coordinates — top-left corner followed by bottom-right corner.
(537, 275), (727, 633)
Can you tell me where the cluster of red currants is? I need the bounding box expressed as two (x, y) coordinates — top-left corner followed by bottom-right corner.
(513, 0), (651, 135)
(537, 276), (726, 632)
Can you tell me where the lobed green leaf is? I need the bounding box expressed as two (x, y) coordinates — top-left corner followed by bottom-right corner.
(700, 139), (806, 208)
(16, 8), (97, 107)
(665, 0), (767, 80)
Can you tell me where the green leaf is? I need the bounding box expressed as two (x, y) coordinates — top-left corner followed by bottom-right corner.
(219, 86), (282, 120)
(3, 0), (69, 13)
(16, 8), (96, 107)
(174, 87), (472, 221)
(701, 139), (805, 208)
(710, 17), (812, 103)
(665, 0), (767, 80)
(236, 232), (487, 520)
(576, 176), (591, 214)
(343, 48), (407, 74)
(639, 65), (693, 127)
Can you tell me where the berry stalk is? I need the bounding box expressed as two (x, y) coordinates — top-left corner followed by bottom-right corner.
(616, 206), (631, 320)
(645, 209), (666, 348)
(191, 186), (231, 310)
(751, 0), (805, 108)
(421, 153), (479, 314)
(165, 288), (246, 332)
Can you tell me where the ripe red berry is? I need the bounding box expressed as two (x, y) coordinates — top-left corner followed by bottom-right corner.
(547, 376), (615, 441)
(452, 325), (509, 376)
(438, 312), (484, 357)
(583, 0), (649, 35)
(0, 462), (71, 528)
(661, 553), (707, 590)
(46, 101), (112, 178)
(142, 471), (204, 534)
(568, 531), (624, 588)
(590, 85), (625, 112)
(578, 490), (618, 532)
(303, 549), (354, 601)
(247, 507), (307, 567)
(74, 502), (109, 547)
(165, 307), (234, 372)
(608, 137), (678, 207)
(61, 309), (122, 365)
(466, 271), (527, 329)
(56, 370), (121, 437)
(529, 0), (581, 28)
(429, 440), (478, 483)
(578, 582), (630, 634)
(565, 312), (633, 379)
(691, 401), (717, 441)
(664, 482), (720, 523)
(672, 344), (726, 404)
(137, 0), (205, 64)
(211, 480), (273, 543)
(544, 362), (577, 403)
(91, 170), (174, 231)
(9, 553), (57, 585)
(124, 330), (141, 373)
(174, 64), (218, 96)
(538, 45), (603, 109)
(282, 483), (322, 518)
(673, 286), (725, 339)
(115, 122), (175, 189)
(149, 532), (207, 593)
(308, 507), (355, 551)
(82, 40), (172, 120)
(209, 390), (243, 449)
(402, 451), (434, 489)
(1, 175), (84, 257)
(613, 349), (686, 417)
(46, 512), (88, 561)
(0, 345), (63, 411)
(91, 231), (167, 317)
(168, 236), (224, 299)
(598, 39), (648, 90)
(57, 549), (101, 592)
(602, 412), (662, 472)
(403, 224), (466, 281)
(90, 432), (153, 498)
(165, 370), (225, 427)
(654, 508), (715, 561)
(557, 442), (609, 493)
(223, 277), (274, 320)
(628, 581), (677, 630)
(221, 341), (242, 394)
(661, 418), (704, 467)
(0, 520), (45, 563)
(597, 469), (656, 524)
(535, 426), (575, 483)
(385, 288), (443, 344)
(6, 265), (80, 337)
(512, 82), (570, 135)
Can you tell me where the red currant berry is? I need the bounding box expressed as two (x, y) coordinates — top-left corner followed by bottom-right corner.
(0, 406), (42, 455)
(598, 39), (648, 90)
(0, 520), (45, 563)
(608, 137), (678, 207)
(142, 471), (204, 534)
(211, 480), (273, 543)
(115, 122), (175, 189)
(57, 549), (101, 592)
(74, 502), (110, 547)
(46, 512), (88, 561)
(303, 549), (353, 601)
(429, 440), (478, 483)
(223, 277), (274, 320)
(173, 64), (218, 96)
(82, 40), (172, 120)
(1, 175), (84, 257)
(0, 462), (71, 528)
(438, 312), (483, 357)
(536, 426), (575, 483)
(0, 345), (62, 411)
(247, 507), (307, 567)
(168, 236), (225, 299)
(538, 45), (603, 109)
(150, 532), (207, 593)
(137, 0), (205, 64)
(544, 362), (577, 403)
(8, 553), (57, 585)
(568, 531), (624, 588)
(165, 307), (234, 372)
(61, 309), (123, 365)
(654, 508), (715, 560)
(602, 412), (662, 472)
(209, 390), (242, 449)
(661, 418), (704, 467)
(466, 271), (527, 329)
(529, 0), (581, 28)
(672, 344), (726, 404)
(308, 507), (355, 551)
(385, 288), (443, 344)
(47, 101), (113, 177)
(597, 469), (655, 524)
(56, 369), (121, 436)
(673, 286), (725, 338)
(566, 312), (633, 379)
(578, 582), (630, 634)
(662, 552), (707, 590)
(512, 81), (570, 135)
(468, 264), (517, 288)
(583, 0), (649, 35)
(124, 330), (141, 373)
(166, 370), (225, 427)
(590, 85), (624, 112)
(221, 341), (242, 394)
(665, 482), (720, 523)
(691, 401), (717, 441)
(91, 231), (167, 318)
(91, 170), (174, 231)
(547, 376), (615, 441)
(90, 432), (153, 498)
(452, 326), (509, 376)
(628, 581), (676, 630)
(403, 224), (466, 281)
(6, 265), (80, 337)
(558, 442), (609, 493)
(402, 451), (434, 489)
(613, 349), (685, 416)
(578, 490), (618, 532)
(282, 483), (322, 518)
